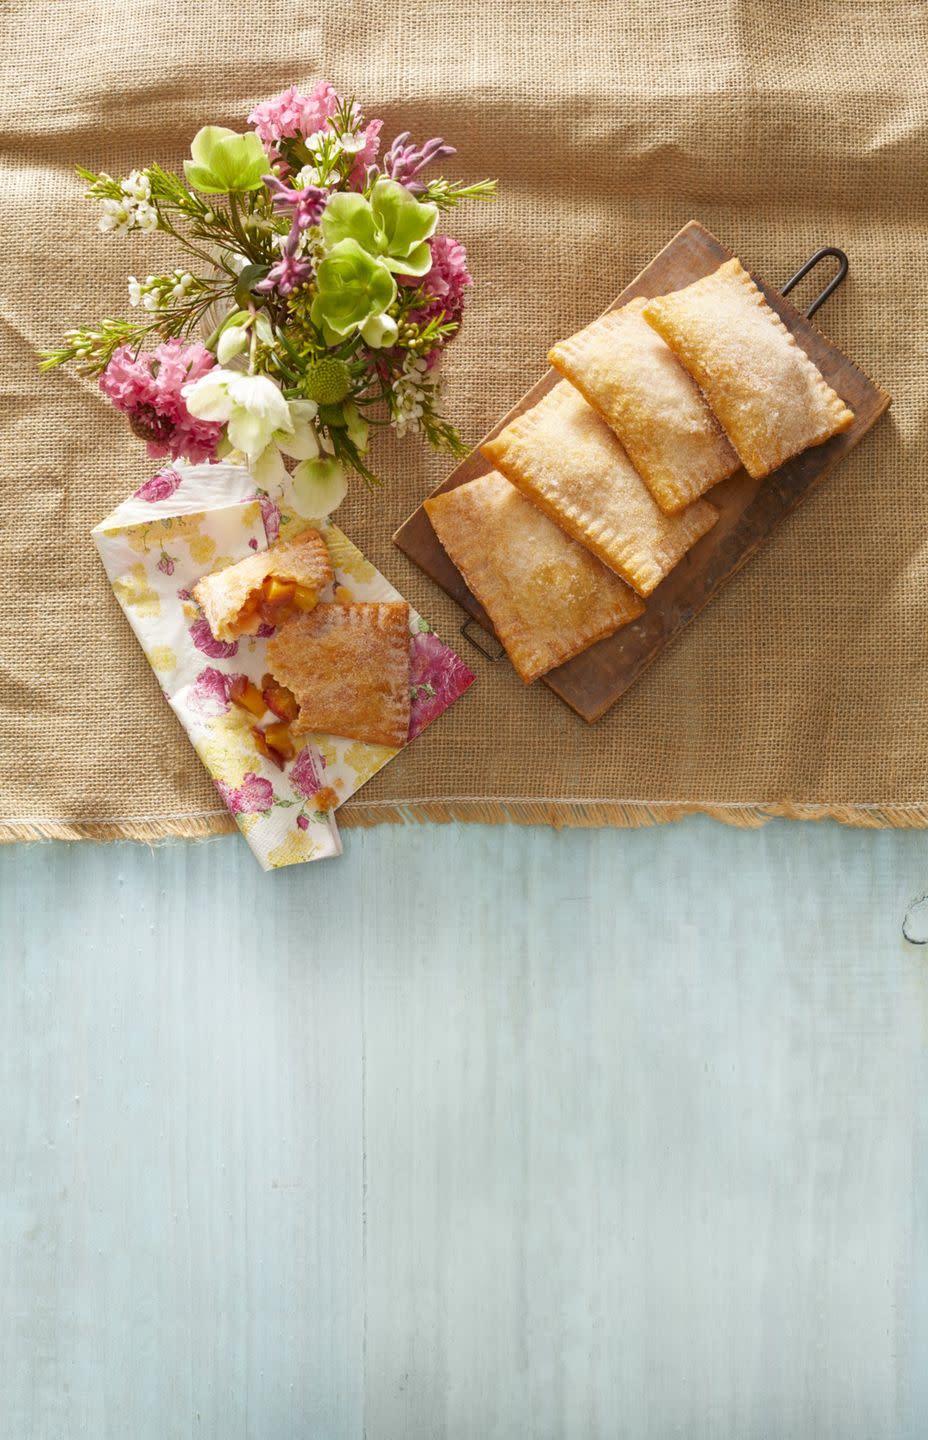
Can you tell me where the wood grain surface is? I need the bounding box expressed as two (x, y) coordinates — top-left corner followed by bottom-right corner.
(393, 221), (892, 722)
(3, 822), (928, 1438)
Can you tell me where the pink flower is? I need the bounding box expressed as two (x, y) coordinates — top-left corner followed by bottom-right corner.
(349, 117), (383, 186)
(100, 340), (223, 464)
(291, 745), (323, 800)
(216, 772), (275, 816)
(134, 467), (182, 502)
(248, 81), (340, 151)
(156, 554), (175, 576)
(402, 235), (472, 327)
(259, 494), (281, 544)
(407, 630), (475, 739)
(188, 666), (234, 717)
(296, 813), (310, 831)
(189, 617), (238, 659)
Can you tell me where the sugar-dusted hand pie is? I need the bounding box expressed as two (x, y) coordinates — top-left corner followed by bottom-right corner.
(548, 297), (740, 514)
(192, 529), (334, 640)
(642, 258), (855, 479)
(425, 471), (644, 682)
(481, 382), (719, 597)
(267, 602), (412, 748)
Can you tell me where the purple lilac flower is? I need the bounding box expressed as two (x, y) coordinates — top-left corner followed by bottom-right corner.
(381, 131), (456, 192)
(255, 226), (313, 296)
(264, 175), (327, 228)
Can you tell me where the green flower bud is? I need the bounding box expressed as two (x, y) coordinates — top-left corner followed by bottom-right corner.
(302, 357), (352, 405)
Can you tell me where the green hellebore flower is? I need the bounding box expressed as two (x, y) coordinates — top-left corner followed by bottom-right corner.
(321, 178), (438, 277)
(184, 126), (268, 195)
(310, 239), (397, 340)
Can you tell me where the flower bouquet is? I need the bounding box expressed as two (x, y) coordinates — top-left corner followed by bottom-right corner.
(42, 81), (496, 515)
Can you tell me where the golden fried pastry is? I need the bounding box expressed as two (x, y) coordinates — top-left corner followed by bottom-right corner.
(480, 383), (719, 597)
(642, 257), (855, 479)
(424, 470), (645, 682)
(193, 530), (334, 641)
(548, 297), (739, 513)
(266, 601), (411, 748)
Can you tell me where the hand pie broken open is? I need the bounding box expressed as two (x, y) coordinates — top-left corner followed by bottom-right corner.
(266, 601), (411, 748)
(642, 258), (855, 479)
(548, 297), (740, 513)
(193, 529), (334, 641)
(481, 383), (719, 597)
(425, 470), (644, 683)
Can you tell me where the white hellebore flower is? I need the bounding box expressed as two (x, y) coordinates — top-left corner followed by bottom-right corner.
(251, 398), (322, 503)
(182, 369), (293, 464)
(291, 457), (348, 519)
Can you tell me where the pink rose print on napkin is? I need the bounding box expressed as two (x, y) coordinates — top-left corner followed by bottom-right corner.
(189, 617), (238, 659)
(259, 494), (281, 545)
(156, 553), (175, 576)
(407, 630), (474, 739)
(133, 468), (183, 503)
(215, 772), (275, 816)
(188, 666), (245, 718)
(291, 745), (323, 801)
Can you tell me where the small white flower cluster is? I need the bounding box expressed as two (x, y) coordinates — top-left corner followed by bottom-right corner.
(98, 170), (158, 235)
(296, 125), (363, 187)
(390, 355), (430, 436)
(127, 269), (194, 311)
(272, 223), (324, 264)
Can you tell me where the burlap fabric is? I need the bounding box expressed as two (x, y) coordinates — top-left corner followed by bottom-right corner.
(2, 0), (926, 842)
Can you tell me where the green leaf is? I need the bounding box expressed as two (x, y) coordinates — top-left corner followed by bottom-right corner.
(235, 264), (271, 306)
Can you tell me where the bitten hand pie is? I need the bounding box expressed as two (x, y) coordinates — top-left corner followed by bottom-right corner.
(424, 470), (645, 683)
(266, 601), (411, 748)
(642, 258), (855, 479)
(548, 297), (740, 513)
(480, 383), (719, 597)
(193, 530), (334, 641)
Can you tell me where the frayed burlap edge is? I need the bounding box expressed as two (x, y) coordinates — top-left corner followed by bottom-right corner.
(3, 798), (928, 844)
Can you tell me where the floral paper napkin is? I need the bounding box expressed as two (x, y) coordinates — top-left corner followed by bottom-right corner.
(92, 461), (474, 870)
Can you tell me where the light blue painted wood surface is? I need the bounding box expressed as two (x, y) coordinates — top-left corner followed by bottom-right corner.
(2, 819), (928, 1439)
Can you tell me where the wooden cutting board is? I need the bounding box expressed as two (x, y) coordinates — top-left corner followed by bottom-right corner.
(393, 220), (892, 723)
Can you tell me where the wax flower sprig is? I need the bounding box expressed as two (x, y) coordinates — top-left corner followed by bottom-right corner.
(41, 82), (496, 516)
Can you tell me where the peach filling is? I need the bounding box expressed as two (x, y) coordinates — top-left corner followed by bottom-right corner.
(234, 574), (319, 633)
(228, 674), (302, 770)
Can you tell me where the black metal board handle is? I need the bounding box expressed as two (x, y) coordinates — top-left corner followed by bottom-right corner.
(781, 246), (848, 317)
